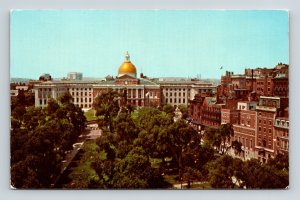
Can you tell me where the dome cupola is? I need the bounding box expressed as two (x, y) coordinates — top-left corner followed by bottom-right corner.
(118, 51), (137, 78)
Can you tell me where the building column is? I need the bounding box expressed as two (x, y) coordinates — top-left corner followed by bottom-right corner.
(34, 89), (39, 107)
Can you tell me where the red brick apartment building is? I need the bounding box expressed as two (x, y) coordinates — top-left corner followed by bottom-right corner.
(188, 64), (289, 163)
(274, 117), (289, 156)
(226, 101), (258, 160)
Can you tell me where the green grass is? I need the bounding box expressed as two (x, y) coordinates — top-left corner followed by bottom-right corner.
(84, 109), (98, 121)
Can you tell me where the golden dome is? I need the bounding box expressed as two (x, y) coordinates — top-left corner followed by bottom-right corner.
(118, 52), (137, 77)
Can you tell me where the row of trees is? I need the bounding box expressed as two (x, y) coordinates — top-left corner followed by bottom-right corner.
(67, 89), (289, 189)
(11, 92), (86, 188)
(65, 89), (205, 188)
(10, 89), (288, 189)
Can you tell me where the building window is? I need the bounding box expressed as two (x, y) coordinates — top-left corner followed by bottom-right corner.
(89, 98), (92, 102)
(40, 99), (42, 105)
(183, 99), (185, 103)
(170, 99), (172, 103)
(269, 128), (271, 133)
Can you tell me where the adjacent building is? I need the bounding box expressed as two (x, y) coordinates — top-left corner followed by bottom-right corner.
(67, 72), (83, 80)
(189, 63), (289, 163)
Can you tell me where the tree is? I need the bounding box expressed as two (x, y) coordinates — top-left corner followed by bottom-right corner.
(206, 155), (236, 188)
(182, 167), (202, 188)
(268, 153), (289, 171)
(46, 98), (60, 115)
(111, 147), (163, 189)
(162, 104), (175, 116)
(93, 89), (120, 132)
(114, 112), (138, 143)
(58, 91), (73, 105)
(24, 91), (35, 106)
(242, 158), (289, 189)
(11, 92), (87, 188)
(217, 123), (234, 154)
(231, 140), (242, 156)
(178, 104), (188, 119)
(203, 123), (234, 154)
(165, 120), (200, 187)
(203, 127), (220, 149)
(133, 107), (172, 158)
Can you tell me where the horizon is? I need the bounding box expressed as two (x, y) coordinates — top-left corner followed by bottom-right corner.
(10, 10), (289, 80)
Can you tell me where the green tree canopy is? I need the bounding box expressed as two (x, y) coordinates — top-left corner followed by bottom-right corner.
(93, 89), (120, 132)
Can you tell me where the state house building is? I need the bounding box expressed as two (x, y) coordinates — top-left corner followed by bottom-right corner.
(33, 52), (216, 110)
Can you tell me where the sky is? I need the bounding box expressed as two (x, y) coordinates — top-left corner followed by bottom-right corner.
(10, 10), (289, 79)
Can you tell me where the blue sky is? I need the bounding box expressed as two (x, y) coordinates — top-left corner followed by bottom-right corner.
(10, 10), (289, 79)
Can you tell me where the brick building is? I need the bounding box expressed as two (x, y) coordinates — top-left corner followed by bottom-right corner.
(274, 117), (289, 156)
(227, 101), (258, 160)
(189, 64), (289, 163)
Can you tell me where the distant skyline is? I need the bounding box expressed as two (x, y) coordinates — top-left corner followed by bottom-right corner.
(10, 10), (289, 79)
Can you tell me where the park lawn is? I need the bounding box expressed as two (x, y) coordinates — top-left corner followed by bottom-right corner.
(84, 109), (98, 121)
